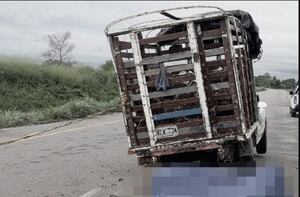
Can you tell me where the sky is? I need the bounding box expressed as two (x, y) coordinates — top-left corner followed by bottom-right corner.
(0, 1), (298, 79)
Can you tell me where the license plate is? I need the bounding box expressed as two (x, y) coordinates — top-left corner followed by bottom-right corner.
(154, 126), (178, 140)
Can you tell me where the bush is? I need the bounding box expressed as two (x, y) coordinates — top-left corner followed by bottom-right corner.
(255, 72), (296, 89)
(0, 58), (120, 128)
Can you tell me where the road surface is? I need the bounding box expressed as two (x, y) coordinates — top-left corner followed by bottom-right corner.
(0, 89), (298, 196)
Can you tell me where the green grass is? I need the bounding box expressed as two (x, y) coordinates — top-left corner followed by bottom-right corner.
(0, 58), (120, 128)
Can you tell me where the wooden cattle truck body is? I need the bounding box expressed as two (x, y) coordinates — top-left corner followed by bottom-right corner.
(105, 6), (263, 163)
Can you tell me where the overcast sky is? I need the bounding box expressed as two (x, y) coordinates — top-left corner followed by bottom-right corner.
(0, 1), (298, 79)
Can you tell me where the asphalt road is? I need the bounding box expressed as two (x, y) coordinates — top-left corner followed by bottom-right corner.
(0, 89), (298, 197)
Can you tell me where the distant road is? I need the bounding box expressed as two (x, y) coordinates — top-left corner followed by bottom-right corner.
(0, 89), (298, 196)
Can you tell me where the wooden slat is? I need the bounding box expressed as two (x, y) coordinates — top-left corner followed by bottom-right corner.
(132, 97), (199, 112)
(202, 29), (222, 39)
(208, 70), (228, 79)
(119, 41), (131, 50)
(204, 42), (223, 50)
(156, 131), (206, 143)
(206, 59), (226, 67)
(159, 47), (190, 55)
(216, 104), (234, 112)
(142, 51), (191, 65)
(212, 92), (231, 101)
(135, 118), (203, 133)
(216, 127), (238, 134)
(111, 37), (138, 146)
(125, 63), (194, 80)
(210, 82), (230, 90)
(145, 63), (194, 76)
(127, 74), (195, 90)
(219, 19), (241, 129)
(205, 47), (224, 57)
(139, 31), (188, 45)
(153, 108), (202, 121)
(130, 85), (198, 101)
(216, 115), (236, 122)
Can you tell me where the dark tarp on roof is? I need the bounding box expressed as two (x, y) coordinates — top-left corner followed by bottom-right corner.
(157, 9), (262, 59)
(227, 10), (262, 59)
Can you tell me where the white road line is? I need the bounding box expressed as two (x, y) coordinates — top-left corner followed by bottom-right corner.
(79, 187), (102, 197)
(20, 119), (122, 142)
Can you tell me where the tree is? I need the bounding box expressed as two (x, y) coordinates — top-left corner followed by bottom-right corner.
(42, 31), (75, 66)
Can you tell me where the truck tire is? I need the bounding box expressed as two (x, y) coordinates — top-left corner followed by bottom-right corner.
(256, 120), (267, 154)
(290, 108), (297, 117)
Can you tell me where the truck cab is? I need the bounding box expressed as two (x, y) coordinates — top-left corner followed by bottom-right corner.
(290, 82), (299, 117)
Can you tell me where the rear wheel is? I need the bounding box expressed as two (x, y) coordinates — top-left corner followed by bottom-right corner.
(290, 108), (297, 117)
(256, 120), (267, 154)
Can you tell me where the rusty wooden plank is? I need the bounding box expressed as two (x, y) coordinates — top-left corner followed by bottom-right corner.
(111, 36), (138, 146)
(151, 142), (220, 157)
(145, 63), (194, 76)
(135, 118), (204, 133)
(219, 19), (242, 130)
(139, 31), (188, 45)
(119, 41), (131, 50)
(125, 63), (194, 80)
(127, 74), (195, 90)
(208, 70), (228, 79)
(153, 108), (202, 121)
(203, 42), (223, 50)
(233, 18), (251, 129)
(240, 24), (256, 125)
(216, 115), (236, 122)
(206, 59), (226, 67)
(159, 46), (191, 55)
(205, 47), (225, 57)
(130, 85), (198, 101)
(212, 92), (231, 101)
(226, 17), (246, 134)
(201, 28), (222, 39)
(241, 48), (254, 125)
(187, 21), (212, 139)
(216, 104), (234, 112)
(131, 32), (156, 146)
(132, 97), (200, 112)
(216, 127), (238, 135)
(142, 51), (192, 65)
(156, 132), (206, 143)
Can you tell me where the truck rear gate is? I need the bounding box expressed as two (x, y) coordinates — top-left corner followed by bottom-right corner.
(105, 6), (259, 161)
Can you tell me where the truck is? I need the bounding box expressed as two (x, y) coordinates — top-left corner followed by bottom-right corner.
(105, 6), (267, 165)
(290, 81), (299, 117)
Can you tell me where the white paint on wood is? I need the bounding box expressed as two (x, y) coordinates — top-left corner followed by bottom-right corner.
(130, 32), (156, 146)
(187, 21), (212, 139)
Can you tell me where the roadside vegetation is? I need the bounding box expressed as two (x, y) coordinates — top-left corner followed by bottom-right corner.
(0, 58), (120, 128)
(255, 72), (296, 90)
(1, 58), (297, 129)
